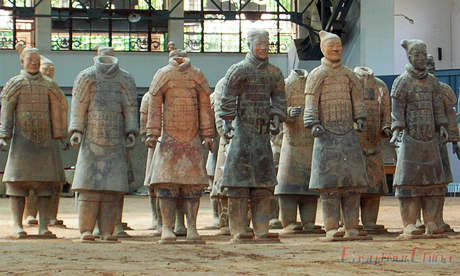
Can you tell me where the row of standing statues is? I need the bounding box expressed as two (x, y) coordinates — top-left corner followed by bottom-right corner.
(0, 29), (458, 243)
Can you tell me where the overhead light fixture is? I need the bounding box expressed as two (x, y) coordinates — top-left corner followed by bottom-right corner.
(395, 13), (415, 24)
(128, 13), (141, 23)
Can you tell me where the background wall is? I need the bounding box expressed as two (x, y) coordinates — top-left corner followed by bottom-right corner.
(0, 51), (288, 89)
(394, 0), (453, 73)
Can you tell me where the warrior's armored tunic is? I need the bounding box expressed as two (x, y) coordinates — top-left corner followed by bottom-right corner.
(140, 92), (154, 186)
(275, 69), (316, 196)
(304, 58), (368, 191)
(354, 67), (391, 195)
(438, 82), (459, 183)
(0, 70), (67, 185)
(145, 57), (214, 186)
(218, 53), (287, 188)
(70, 56), (138, 193)
(391, 64), (448, 197)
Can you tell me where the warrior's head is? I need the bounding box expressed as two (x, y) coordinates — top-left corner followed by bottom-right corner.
(167, 41), (177, 52)
(401, 39), (427, 71)
(319, 31), (342, 63)
(16, 44), (41, 75)
(426, 54), (435, 74)
(247, 28), (269, 61)
(40, 56), (55, 79)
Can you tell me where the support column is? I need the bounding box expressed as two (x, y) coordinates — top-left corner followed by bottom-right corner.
(168, 0), (184, 50)
(34, 0), (51, 52)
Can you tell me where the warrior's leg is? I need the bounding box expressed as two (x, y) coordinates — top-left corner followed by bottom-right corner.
(157, 184), (178, 241)
(217, 196), (230, 235)
(37, 196), (53, 236)
(77, 192), (99, 241)
(360, 194), (380, 228)
(184, 197), (201, 240)
(174, 197), (187, 235)
(278, 195), (299, 232)
(421, 196), (443, 235)
(415, 208), (424, 229)
(437, 197), (453, 232)
(398, 197), (423, 235)
(250, 188), (273, 239)
(320, 192), (341, 239)
(10, 196), (27, 237)
(113, 194), (129, 237)
(49, 183), (62, 225)
(99, 193), (119, 241)
(299, 195), (318, 231)
(341, 191), (361, 238)
(211, 197), (220, 228)
(148, 193), (158, 230)
(24, 192), (38, 225)
(155, 197), (162, 234)
(227, 188), (252, 241)
(269, 195), (282, 229)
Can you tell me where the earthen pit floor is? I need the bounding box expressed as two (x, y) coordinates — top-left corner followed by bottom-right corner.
(0, 196), (459, 275)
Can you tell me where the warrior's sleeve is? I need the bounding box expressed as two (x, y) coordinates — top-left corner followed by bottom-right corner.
(48, 81), (69, 139)
(195, 70), (215, 138)
(348, 71), (366, 121)
(218, 64), (244, 121)
(303, 68), (323, 128)
(0, 76), (22, 139)
(139, 93), (151, 136)
(121, 72), (139, 136)
(212, 78), (226, 136)
(440, 83), (459, 142)
(432, 78), (448, 128)
(376, 78), (391, 131)
(69, 69), (93, 134)
(145, 70), (166, 138)
(390, 75), (407, 131)
(270, 67), (287, 122)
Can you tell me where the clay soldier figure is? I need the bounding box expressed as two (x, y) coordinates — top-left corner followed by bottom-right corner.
(415, 55), (460, 233)
(390, 39), (448, 237)
(218, 28), (287, 243)
(268, 130), (282, 229)
(304, 31), (370, 241)
(70, 53), (138, 241)
(23, 54), (65, 227)
(353, 66), (392, 234)
(275, 69), (323, 234)
(144, 49), (214, 243)
(0, 46), (68, 238)
(211, 77), (231, 235)
(140, 91), (162, 233)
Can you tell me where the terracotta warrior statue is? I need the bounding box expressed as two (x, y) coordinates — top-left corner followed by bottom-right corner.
(211, 77), (231, 235)
(70, 53), (138, 241)
(275, 69), (322, 234)
(217, 28), (287, 243)
(353, 66), (392, 233)
(304, 31), (369, 241)
(144, 49), (214, 243)
(0, 45), (68, 238)
(414, 54), (460, 233)
(140, 91), (162, 233)
(390, 39), (448, 237)
(24, 54), (66, 228)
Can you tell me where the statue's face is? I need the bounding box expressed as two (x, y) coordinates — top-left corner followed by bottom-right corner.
(41, 64), (55, 79)
(22, 52), (41, 74)
(168, 43), (176, 52)
(250, 37), (269, 60)
(408, 48), (427, 71)
(321, 38), (342, 62)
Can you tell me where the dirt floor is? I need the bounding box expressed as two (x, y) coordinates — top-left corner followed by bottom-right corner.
(0, 195), (459, 276)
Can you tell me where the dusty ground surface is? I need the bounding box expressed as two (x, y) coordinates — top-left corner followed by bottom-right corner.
(0, 195), (459, 276)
